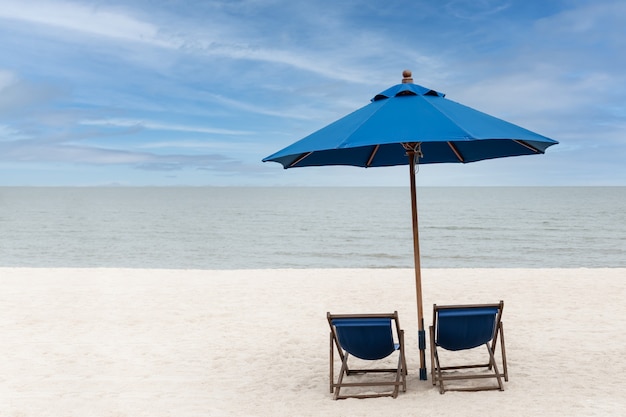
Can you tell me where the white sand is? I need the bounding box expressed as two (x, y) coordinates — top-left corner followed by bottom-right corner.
(1, 268), (625, 416)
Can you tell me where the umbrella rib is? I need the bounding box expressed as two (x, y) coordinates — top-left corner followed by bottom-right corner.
(447, 142), (465, 162)
(366, 145), (380, 167)
(514, 140), (543, 154)
(289, 152), (313, 168)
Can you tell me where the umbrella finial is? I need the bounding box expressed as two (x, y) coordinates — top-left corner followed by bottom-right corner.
(402, 70), (413, 84)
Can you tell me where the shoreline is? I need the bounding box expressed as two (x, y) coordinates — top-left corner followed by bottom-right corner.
(2, 268), (624, 416)
(2, 266), (624, 270)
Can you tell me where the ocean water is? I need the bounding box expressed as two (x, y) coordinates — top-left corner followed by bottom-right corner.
(0, 187), (624, 269)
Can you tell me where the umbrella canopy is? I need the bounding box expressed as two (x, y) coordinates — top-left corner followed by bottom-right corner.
(264, 76), (556, 168)
(263, 70), (558, 380)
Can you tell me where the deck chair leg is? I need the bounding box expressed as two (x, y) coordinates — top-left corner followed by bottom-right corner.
(488, 323), (499, 372)
(329, 332), (334, 393)
(433, 349), (445, 394)
(429, 326), (436, 386)
(333, 352), (350, 400)
(485, 343), (504, 391)
(399, 329), (407, 392)
(499, 322), (508, 382)
(486, 321), (508, 381)
(393, 354), (403, 398)
(392, 367), (400, 398)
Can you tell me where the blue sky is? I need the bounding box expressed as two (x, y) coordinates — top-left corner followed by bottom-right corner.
(0, 0), (624, 186)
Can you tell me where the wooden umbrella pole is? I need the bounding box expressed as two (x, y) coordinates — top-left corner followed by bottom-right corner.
(408, 150), (427, 380)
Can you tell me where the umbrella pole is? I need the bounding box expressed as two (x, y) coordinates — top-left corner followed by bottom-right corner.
(408, 151), (427, 380)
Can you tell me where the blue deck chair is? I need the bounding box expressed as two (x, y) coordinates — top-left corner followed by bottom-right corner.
(429, 301), (508, 394)
(327, 311), (407, 400)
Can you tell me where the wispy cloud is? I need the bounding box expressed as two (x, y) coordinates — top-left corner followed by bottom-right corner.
(80, 118), (253, 136)
(0, 71), (64, 115)
(445, 0), (511, 19)
(0, 138), (240, 171)
(0, 0), (625, 185)
(0, 0), (176, 47)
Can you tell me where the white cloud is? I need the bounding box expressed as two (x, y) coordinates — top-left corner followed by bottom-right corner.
(0, 124), (21, 140)
(80, 118), (253, 135)
(0, 72), (63, 115)
(445, 0), (511, 20)
(1, 0), (624, 185)
(0, 0), (178, 47)
(0, 70), (17, 89)
(0, 1), (386, 85)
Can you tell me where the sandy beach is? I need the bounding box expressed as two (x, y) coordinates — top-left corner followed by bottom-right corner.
(1, 267), (625, 416)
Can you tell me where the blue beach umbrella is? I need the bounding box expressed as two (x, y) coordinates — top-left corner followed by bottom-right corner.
(263, 70), (558, 380)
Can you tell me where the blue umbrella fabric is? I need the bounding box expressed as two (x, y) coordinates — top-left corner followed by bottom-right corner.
(263, 71), (558, 381)
(263, 79), (557, 168)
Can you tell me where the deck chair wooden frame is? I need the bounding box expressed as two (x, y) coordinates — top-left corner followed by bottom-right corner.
(327, 311), (407, 400)
(429, 301), (508, 394)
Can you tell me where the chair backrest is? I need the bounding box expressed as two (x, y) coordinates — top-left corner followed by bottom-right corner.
(330, 317), (396, 360)
(434, 302), (503, 351)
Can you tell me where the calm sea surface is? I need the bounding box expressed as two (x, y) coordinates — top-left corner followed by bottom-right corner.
(0, 187), (624, 269)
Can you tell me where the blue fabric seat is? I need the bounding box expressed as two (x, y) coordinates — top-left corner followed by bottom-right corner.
(332, 318), (397, 360)
(436, 307), (498, 351)
(430, 301), (508, 393)
(328, 312), (407, 400)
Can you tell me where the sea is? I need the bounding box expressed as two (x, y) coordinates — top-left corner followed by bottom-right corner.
(0, 187), (624, 269)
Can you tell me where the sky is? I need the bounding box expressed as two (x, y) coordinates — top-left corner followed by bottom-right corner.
(0, 0), (624, 187)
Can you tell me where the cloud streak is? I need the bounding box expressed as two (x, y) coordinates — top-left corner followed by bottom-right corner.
(80, 118), (253, 136)
(0, 0), (174, 47)
(0, 0), (624, 185)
